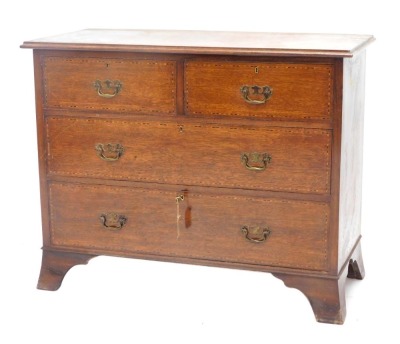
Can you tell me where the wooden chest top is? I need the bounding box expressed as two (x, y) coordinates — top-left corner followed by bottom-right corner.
(21, 29), (374, 57)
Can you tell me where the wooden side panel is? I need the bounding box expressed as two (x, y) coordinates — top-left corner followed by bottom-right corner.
(185, 61), (333, 120)
(33, 51), (51, 246)
(42, 56), (176, 114)
(46, 117), (332, 195)
(49, 182), (330, 271)
(337, 51), (366, 271)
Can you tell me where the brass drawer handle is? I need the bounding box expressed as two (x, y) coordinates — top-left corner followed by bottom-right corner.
(241, 152), (271, 171)
(95, 143), (124, 162)
(93, 80), (122, 98)
(241, 226), (271, 243)
(100, 213), (127, 230)
(240, 85), (272, 105)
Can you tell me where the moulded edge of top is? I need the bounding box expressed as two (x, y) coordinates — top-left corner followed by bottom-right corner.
(20, 30), (376, 58)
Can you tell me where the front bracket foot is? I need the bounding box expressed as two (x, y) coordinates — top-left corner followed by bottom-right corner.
(37, 249), (97, 291)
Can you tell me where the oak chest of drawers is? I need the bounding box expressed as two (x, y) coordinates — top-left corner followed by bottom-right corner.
(22, 30), (374, 324)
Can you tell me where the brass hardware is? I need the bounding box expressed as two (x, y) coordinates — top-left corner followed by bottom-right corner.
(241, 152), (271, 171)
(255, 66), (259, 74)
(95, 143), (124, 162)
(100, 213), (127, 230)
(176, 194), (185, 238)
(241, 226), (271, 243)
(93, 80), (122, 98)
(240, 85), (272, 105)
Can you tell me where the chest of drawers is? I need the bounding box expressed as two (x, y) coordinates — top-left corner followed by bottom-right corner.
(21, 30), (374, 324)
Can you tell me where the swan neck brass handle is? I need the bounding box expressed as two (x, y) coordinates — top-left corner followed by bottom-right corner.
(100, 213), (127, 230)
(94, 80), (122, 98)
(241, 226), (271, 243)
(95, 143), (124, 162)
(240, 85), (272, 105)
(241, 152), (271, 171)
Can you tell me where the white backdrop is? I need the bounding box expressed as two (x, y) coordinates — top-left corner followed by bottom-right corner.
(1, 0), (398, 342)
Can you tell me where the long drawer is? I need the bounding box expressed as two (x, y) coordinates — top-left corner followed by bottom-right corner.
(42, 56), (177, 115)
(46, 117), (331, 194)
(49, 182), (329, 271)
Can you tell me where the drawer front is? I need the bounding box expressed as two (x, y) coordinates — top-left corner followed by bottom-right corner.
(43, 56), (176, 114)
(49, 182), (329, 271)
(47, 117), (331, 194)
(185, 61), (333, 120)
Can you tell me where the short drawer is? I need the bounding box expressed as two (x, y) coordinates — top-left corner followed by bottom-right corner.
(185, 61), (333, 120)
(49, 182), (329, 271)
(42, 56), (176, 114)
(47, 117), (331, 194)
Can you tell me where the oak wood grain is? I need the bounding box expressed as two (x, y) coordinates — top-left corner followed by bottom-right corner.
(21, 29), (374, 57)
(44, 108), (333, 129)
(37, 249), (96, 291)
(22, 31), (373, 324)
(46, 175), (332, 203)
(273, 239), (365, 324)
(46, 117), (332, 195)
(49, 182), (330, 271)
(33, 51), (52, 247)
(273, 270), (347, 324)
(185, 61), (333, 121)
(42, 56), (176, 115)
(327, 58), (344, 274)
(337, 51), (366, 271)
